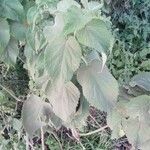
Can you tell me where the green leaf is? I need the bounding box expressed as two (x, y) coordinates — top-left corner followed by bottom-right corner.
(13, 118), (22, 131)
(63, 6), (91, 35)
(107, 100), (127, 139)
(27, 27), (46, 52)
(0, 0), (24, 21)
(129, 72), (150, 92)
(76, 18), (114, 53)
(77, 59), (118, 112)
(45, 36), (82, 81)
(139, 140), (150, 150)
(36, 0), (59, 5)
(124, 95), (150, 125)
(57, 0), (80, 12)
(123, 117), (150, 149)
(121, 95), (150, 149)
(0, 91), (5, 103)
(43, 13), (64, 44)
(22, 94), (53, 137)
(24, 44), (37, 80)
(47, 80), (80, 122)
(27, 6), (39, 25)
(0, 19), (10, 55)
(10, 21), (26, 40)
(71, 96), (89, 130)
(2, 38), (19, 65)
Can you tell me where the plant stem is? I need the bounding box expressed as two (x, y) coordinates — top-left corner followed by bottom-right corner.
(41, 127), (45, 150)
(79, 125), (108, 137)
(0, 84), (21, 101)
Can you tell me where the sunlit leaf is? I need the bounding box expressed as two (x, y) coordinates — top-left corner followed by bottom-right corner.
(76, 18), (113, 53)
(45, 36), (82, 81)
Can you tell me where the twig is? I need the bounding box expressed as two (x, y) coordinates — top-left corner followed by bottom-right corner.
(51, 132), (63, 150)
(79, 125), (108, 137)
(26, 134), (29, 150)
(89, 114), (101, 128)
(41, 127), (45, 150)
(0, 84), (21, 101)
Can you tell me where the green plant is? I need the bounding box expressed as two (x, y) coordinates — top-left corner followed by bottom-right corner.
(0, 0), (150, 150)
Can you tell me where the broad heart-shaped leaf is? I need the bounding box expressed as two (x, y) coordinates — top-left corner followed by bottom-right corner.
(77, 59), (118, 112)
(63, 6), (91, 35)
(1, 38), (19, 66)
(122, 117), (150, 150)
(129, 72), (150, 92)
(0, 19), (10, 55)
(22, 94), (53, 137)
(124, 95), (150, 125)
(0, 0), (24, 21)
(45, 36), (82, 81)
(47, 80), (80, 122)
(76, 18), (114, 53)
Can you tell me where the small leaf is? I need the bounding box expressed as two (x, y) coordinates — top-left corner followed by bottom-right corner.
(0, 19), (10, 55)
(77, 59), (118, 112)
(45, 36), (82, 81)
